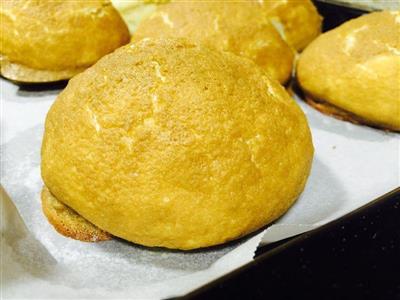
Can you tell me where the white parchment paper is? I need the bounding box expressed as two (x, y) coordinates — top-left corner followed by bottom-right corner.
(1, 78), (399, 299)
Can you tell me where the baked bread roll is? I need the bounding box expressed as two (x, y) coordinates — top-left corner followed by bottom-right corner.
(0, 0), (130, 83)
(297, 11), (400, 131)
(41, 38), (313, 250)
(111, 0), (168, 33)
(259, 0), (322, 51)
(133, 1), (295, 84)
(113, 0), (321, 51)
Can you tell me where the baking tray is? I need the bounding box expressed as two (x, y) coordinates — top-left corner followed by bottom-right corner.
(174, 2), (400, 299)
(314, 0), (366, 30)
(181, 187), (400, 299)
(317, 0), (399, 12)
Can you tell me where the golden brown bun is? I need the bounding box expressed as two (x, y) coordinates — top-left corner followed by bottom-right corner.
(132, 1), (294, 83)
(297, 11), (400, 131)
(0, 0), (130, 83)
(41, 186), (111, 242)
(259, 0), (322, 51)
(111, 0), (169, 33)
(41, 38), (313, 250)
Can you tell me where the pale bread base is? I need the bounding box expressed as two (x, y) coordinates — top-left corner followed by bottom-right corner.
(41, 186), (111, 242)
(0, 56), (85, 83)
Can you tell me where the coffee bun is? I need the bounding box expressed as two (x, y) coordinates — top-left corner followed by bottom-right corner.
(297, 11), (400, 131)
(42, 38), (313, 249)
(133, 1), (295, 83)
(0, 0), (130, 83)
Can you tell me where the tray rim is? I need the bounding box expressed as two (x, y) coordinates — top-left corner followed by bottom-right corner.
(180, 186), (400, 299)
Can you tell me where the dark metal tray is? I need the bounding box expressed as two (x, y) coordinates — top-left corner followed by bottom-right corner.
(182, 187), (400, 299)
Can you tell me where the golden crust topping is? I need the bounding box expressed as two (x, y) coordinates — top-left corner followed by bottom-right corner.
(0, 0), (130, 81)
(132, 1), (295, 83)
(42, 38), (313, 249)
(297, 11), (400, 131)
(256, 0), (322, 51)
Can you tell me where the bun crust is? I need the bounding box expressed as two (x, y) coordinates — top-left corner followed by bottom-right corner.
(41, 38), (313, 250)
(111, 0), (168, 33)
(297, 11), (400, 131)
(0, 0), (130, 82)
(133, 1), (294, 83)
(260, 0), (322, 51)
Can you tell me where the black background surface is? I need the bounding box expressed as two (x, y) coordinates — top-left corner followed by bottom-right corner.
(182, 188), (400, 300)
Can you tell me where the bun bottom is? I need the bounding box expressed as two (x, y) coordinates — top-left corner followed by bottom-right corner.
(41, 186), (111, 242)
(304, 94), (399, 133)
(0, 56), (85, 83)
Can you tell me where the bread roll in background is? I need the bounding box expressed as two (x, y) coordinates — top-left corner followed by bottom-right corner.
(118, 0), (322, 51)
(258, 0), (322, 51)
(133, 1), (295, 84)
(297, 11), (400, 131)
(41, 38), (313, 250)
(0, 0), (130, 83)
(111, 0), (167, 33)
